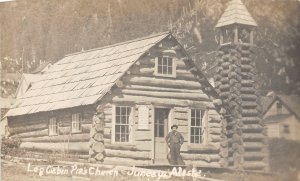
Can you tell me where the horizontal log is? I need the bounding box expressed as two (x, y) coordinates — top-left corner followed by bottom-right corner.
(181, 153), (220, 162)
(240, 87), (256, 94)
(242, 133), (265, 141)
(244, 152), (265, 161)
(188, 161), (221, 168)
(241, 101), (257, 108)
(242, 117), (261, 124)
(103, 157), (151, 166)
(241, 94), (257, 101)
(208, 123), (222, 129)
(243, 161), (266, 170)
(59, 124), (91, 135)
(209, 128), (222, 135)
(241, 80), (254, 87)
(105, 141), (152, 152)
(173, 112), (188, 120)
(243, 142), (265, 151)
(174, 107), (189, 113)
(11, 129), (48, 139)
(20, 141), (90, 153)
(241, 125), (264, 133)
(183, 145), (220, 154)
(241, 65), (253, 71)
(105, 149), (151, 160)
(125, 84), (203, 94)
(124, 76), (202, 89)
(21, 133), (90, 143)
(119, 89), (209, 101)
(242, 109), (259, 116)
(209, 135), (222, 142)
(112, 95), (212, 108)
(134, 130), (152, 141)
(9, 123), (48, 135)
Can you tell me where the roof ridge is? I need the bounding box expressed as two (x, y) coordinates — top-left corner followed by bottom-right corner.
(65, 31), (170, 57)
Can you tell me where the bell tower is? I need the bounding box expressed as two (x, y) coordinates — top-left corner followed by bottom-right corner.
(214, 0), (268, 171)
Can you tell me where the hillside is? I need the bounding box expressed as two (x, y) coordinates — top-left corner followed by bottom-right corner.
(0, 0), (299, 95)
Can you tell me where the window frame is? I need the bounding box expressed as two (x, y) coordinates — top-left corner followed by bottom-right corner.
(154, 56), (176, 78)
(112, 105), (134, 144)
(188, 109), (208, 145)
(71, 113), (82, 133)
(49, 117), (58, 136)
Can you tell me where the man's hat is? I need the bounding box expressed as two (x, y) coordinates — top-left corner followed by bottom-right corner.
(171, 124), (178, 129)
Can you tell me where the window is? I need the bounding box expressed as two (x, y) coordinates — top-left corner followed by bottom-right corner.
(49, 117), (58, 135)
(72, 113), (82, 133)
(283, 125), (290, 134)
(276, 102), (282, 114)
(115, 106), (131, 143)
(155, 57), (175, 77)
(190, 109), (205, 144)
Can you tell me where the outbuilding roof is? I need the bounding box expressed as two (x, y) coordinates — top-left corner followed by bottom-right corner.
(215, 0), (257, 28)
(263, 94), (300, 121)
(6, 32), (170, 117)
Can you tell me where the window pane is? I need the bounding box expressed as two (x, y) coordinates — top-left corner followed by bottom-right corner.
(168, 66), (172, 75)
(158, 65), (162, 74)
(158, 57), (163, 66)
(196, 110), (200, 118)
(162, 66), (167, 74)
(115, 133), (120, 142)
(116, 107), (120, 115)
(116, 116), (121, 124)
(115, 125), (120, 133)
(168, 58), (173, 66)
(163, 57), (168, 65)
(191, 136), (194, 144)
(191, 118), (195, 126)
(196, 118), (200, 126)
(159, 125), (164, 137)
(121, 107), (127, 115)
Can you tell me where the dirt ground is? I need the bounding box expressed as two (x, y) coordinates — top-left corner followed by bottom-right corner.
(1, 159), (285, 181)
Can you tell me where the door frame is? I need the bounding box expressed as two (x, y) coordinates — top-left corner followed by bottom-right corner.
(152, 106), (173, 164)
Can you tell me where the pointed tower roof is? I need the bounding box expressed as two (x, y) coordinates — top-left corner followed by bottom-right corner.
(216, 0), (257, 28)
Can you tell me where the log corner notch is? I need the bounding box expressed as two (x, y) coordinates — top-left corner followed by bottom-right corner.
(88, 112), (106, 163)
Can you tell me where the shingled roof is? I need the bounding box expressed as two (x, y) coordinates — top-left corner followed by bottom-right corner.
(6, 32), (170, 117)
(215, 0), (257, 28)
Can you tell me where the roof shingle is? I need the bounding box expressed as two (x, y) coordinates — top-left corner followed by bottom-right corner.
(215, 0), (257, 28)
(6, 32), (170, 117)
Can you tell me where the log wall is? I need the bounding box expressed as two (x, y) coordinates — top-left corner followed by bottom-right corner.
(8, 106), (95, 155)
(99, 37), (227, 167)
(8, 37), (227, 167)
(214, 44), (268, 171)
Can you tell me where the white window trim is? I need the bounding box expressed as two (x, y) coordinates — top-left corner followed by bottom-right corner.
(188, 109), (208, 145)
(154, 56), (176, 78)
(71, 113), (82, 133)
(112, 105), (134, 144)
(49, 117), (58, 136)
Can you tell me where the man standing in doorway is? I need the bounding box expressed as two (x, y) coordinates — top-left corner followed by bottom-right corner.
(165, 125), (185, 165)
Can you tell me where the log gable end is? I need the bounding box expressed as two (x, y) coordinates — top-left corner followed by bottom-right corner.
(99, 36), (228, 167)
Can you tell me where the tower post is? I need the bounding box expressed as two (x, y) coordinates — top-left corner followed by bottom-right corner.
(215, 0), (268, 171)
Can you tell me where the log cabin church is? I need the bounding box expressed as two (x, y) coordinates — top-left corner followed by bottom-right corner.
(6, 32), (227, 168)
(5, 0), (268, 171)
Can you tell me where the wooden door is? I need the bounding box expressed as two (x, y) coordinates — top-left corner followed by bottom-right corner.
(154, 108), (170, 164)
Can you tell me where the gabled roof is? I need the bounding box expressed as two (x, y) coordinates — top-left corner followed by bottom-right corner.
(15, 74), (42, 99)
(263, 94), (300, 121)
(6, 32), (170, 117)
(215, 0), (257, 28)
(277, 95), (300, 120)
(261, 95), (275, 114)
(31, 62), (52, 74)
